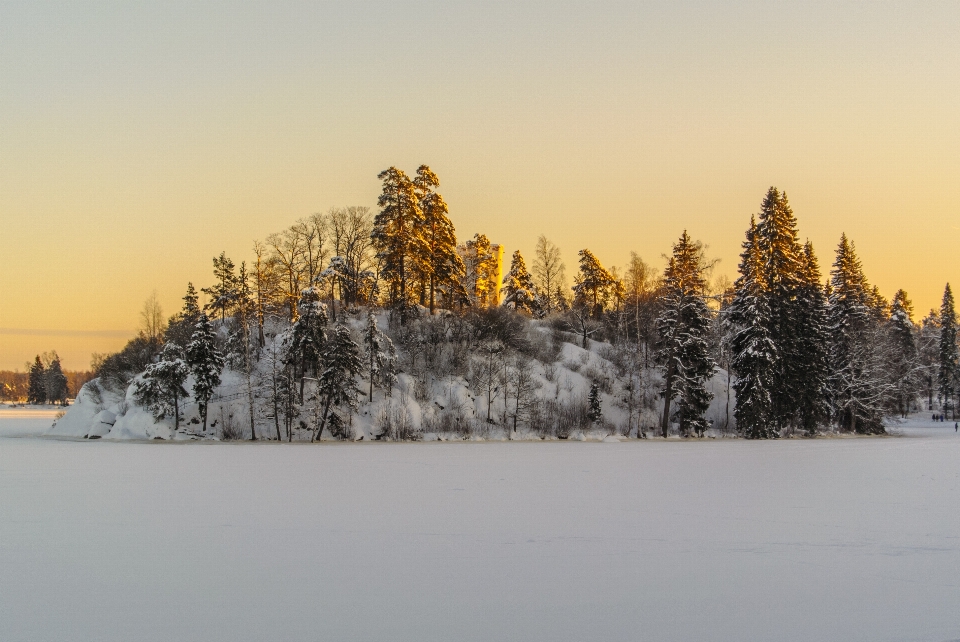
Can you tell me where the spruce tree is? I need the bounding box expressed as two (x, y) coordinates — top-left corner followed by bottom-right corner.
(729, 218), (777, 438)
(288, 287), (328, 402)
(754, 187), (805, 432)
(501, 250), (539, 314)
(888, 289), (918, 417)
(938, 283), (959, 418)
(134, 342), (189, 431)
(793, 242), (831, 434)
(44, 355), (68, 405)
(588, 382), (602, 424)
(312, 323), (363, 441)
(27, 356), (46, 405)
(463, 233), (500, 307)
(186, 313), (224, 432)
(164, 283), (204, 347)
(363, 310), (397, 402)
(655, 231), (716, 437)
(827, 234), (884, 434)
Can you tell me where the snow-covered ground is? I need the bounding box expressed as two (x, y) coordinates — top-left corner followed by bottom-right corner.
(1, 410), (959, 642)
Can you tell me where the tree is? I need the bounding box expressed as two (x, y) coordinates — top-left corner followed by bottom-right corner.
(186, 313), (224, 432)
(462, 233), (500, 307)
(164, 283), (204, 348)
(133, 342), (189, 432)
(588, 382), (602, 424)
(27, 356), (46, 404)
(888, 289), (919, 417)
(472, 340), (506, 423)
(202, 252), (238, 323)
(372, 167), (427, 311)
(262, 330), (299, 441)
(363, 310), (397, 402)
(140, 291), (166, 341)
(918, 309), (940, 410)
(827, 234), (885, 434)
(655, 231), (715, 438)
(532, 235), (566, 314)
(311, 323), (363, 442)
(622, 252), (659, 367)
(938, 283), (959, 418)
(44, 354), (68, 405)
(413, 166), (464, 314)
(501, 250), (538, 314)
(506, 353), (540, 435)
(793, 242), (831, 434)
(288, 287), (328, 401)
(729, 218), (777, 439)
(753, 187), (806, 432)
(572, 249), (615, 318)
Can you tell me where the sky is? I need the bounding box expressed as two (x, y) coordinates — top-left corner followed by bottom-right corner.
(1, 1), (958, 370)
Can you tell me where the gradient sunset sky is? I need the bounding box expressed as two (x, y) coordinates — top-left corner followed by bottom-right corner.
(1, 1), (958, 370)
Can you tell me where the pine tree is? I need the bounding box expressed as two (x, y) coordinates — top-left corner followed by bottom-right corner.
(372, 167), (427, 311)
(501, 250), (539, 314)
(27, 356), (46, 404)
(918, 309), (940, 410)
(462, 233), (499, 307)
(186, 313), (224, 432)
(363, 309), (397, 402)
(655, 231), (716, 437)
(202, 252), (238, 323)
(888, 289), (918, 417)
(44, 355), (68, 405)
(827, 234), (884, 434)
(413, 166), (464, 314)
(938, 283), (959, 418)
(311, 323), (363, 441)
(729, 218), (777, 439)
(133, 342), (189, 431)
(793, 242), (831, 434)
(588, 382), (602, 424)
(572, 249), (615, 318)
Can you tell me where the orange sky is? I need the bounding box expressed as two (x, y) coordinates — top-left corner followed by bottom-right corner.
(1, 2), (958, 370)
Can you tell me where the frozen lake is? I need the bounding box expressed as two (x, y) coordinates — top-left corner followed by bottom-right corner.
(1, 409), (959, 642)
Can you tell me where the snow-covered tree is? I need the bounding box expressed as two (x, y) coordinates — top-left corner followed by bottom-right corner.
(918, 309), (940, 410)
(827, 234), (885, 434)
(793, 242), (831, 434)
(938, 283), (959, 418)
(888, 289), (919, 417)
(363, 310), (397, 402)
(134, 342), (189, 431)
(501, 250), (539, 314)
(288, 287), (328, 401)
(729, 218), (777, 439)
(372, 167), (427, 310)
(655, 231), (716, 437)
(186, 313), (223, 432)
(27, 356), (46, 404)
(311, 323), (363, 442)
(588, 382), (602, 424)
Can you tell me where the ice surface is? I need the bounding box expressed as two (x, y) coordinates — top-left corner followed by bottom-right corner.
(1, 410), (959, 642)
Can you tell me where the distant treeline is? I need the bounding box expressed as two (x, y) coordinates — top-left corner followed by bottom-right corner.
(0, 352), (95, 404)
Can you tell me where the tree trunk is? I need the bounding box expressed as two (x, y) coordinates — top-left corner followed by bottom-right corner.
(313, 395), (333, 442)
(660, 359), (675, 438)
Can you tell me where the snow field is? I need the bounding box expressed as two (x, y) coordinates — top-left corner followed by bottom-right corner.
(1, 412), (959, 642)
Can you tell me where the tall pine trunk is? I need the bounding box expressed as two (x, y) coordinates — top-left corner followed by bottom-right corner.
(660, 359), (675, 438)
